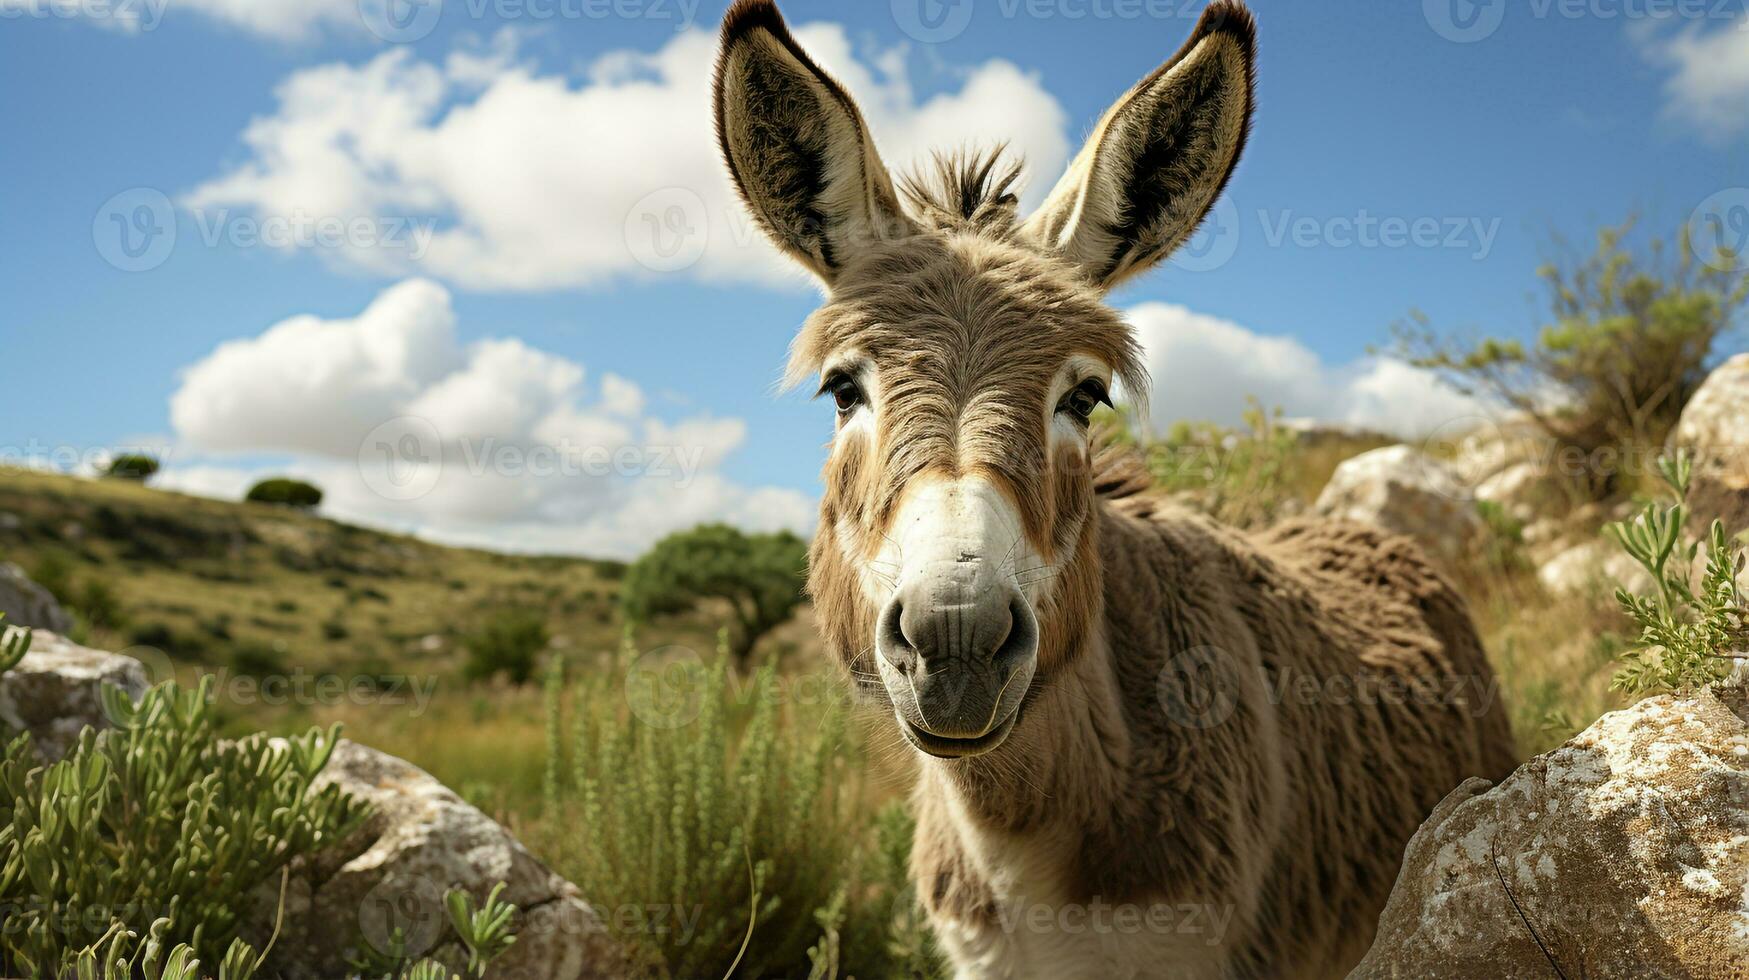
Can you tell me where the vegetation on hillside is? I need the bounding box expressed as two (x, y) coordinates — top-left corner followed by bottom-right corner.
(1391, 219), (1747, 495)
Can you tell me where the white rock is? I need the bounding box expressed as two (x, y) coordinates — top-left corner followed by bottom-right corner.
(250, 740), (627, 980)
(0, 562), (74, 635)
(1314, 445), (1484, 563)
(1351, 688), (1749, 977)
(1673, 353), (1749, 538)
(0, 631), (147, 760)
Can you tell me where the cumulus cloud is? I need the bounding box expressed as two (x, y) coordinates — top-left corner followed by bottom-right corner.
(1636, 13), (1749, 139)
(0, 0), (355, 39)
(184, 25), (1071, 290)
(1125, 303), (1489, 438)
(165, 279), (814, 558)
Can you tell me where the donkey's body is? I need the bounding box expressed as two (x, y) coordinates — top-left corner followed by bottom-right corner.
(912, 491), (1517, 978)
(712, 2), (1516, 975)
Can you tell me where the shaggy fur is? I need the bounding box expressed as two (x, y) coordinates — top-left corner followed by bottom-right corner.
(712, 2), (1518, 976)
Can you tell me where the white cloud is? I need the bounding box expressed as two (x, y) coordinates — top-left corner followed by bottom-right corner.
(185, 25), (1071, 290)
(1637, 14), (1749, 139)
(0, 0), (355, 39)
(165, 279), (814, 558)
(1125, 303), (1490, 438)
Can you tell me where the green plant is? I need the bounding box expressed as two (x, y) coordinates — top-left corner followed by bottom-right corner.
(461, 609), (548, 685)
(245, 478), (324, 511)
(540, 632), (942, 979)
(1144, 400), (1299, 529)
(0, 674), (371, 975)
(1393, 218), (1747, 494)
(105, 454), (161, 482)
(1473, 500), (1530, 576)
(1605, 450), (1748, 695)
(619, 524), (808, 667)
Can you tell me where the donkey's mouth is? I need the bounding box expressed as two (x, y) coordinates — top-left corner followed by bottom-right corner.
(897, 706), (1021, 759)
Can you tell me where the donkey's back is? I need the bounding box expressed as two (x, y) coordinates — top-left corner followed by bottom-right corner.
(1099, 498), (1518, 977)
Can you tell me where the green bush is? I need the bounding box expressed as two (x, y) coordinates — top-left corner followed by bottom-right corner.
(105, 453), (161, 482)
(245, 478), (323, 511)
(0, 669), (368, 974)
(461, 610), (547, 685)
(538, 633), (942, 979)
(1605, 450), (1748, 694)
(1393, 218), (1748, 495)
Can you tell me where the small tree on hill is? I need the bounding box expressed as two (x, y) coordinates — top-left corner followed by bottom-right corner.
(104, 454), (159, 482)
(245, 477), (323, 510)
(621, 524), (808, 667)
(463, 609), (549, 685)
(1391, 218), (1746, 495)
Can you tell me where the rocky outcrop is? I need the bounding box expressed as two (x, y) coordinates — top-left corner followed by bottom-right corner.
(1536, 537), (1653, 598)
(1351, 687), (1749, 978)
(1313, 445), (1483, 564)
(3, 637), (625, 979)
(1673, 353), (1749, 538)
(247, 740), (627, 980)
(0, 631), (146, 760)
(0, 562), (74, 635)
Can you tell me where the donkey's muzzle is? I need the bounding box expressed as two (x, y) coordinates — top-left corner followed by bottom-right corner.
(874, 561), (1038, 755)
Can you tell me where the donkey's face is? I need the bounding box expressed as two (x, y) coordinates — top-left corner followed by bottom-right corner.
(715, 0), (1255, 759)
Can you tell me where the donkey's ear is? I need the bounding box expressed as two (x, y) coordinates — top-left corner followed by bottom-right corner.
(713, 0), (914, 284)
(1023, 1), (1255, 290)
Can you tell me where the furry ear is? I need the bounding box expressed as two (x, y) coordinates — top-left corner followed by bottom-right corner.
(713, 0), (915, 284)
(1023, 0), (1255, 290)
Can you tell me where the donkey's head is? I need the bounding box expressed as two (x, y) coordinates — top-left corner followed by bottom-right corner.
(714, 0), (1254, 759)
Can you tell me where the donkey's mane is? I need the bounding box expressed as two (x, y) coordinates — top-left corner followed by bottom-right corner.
(897, 147), (1024, 235)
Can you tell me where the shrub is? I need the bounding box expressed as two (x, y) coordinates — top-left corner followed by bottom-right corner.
(245, 478), (324, 511)
(0, 668), (369, 975)
(538, 633), (943, 979)
(76, 577), (128, 631)
(1392, 218), (1748, 495)
(105, 453), (161, 481)
(461, 610), (548, 685)
(1605, 450), (1748, 694)
(231, 640), (290, 678)
(620, 524), (808, 667)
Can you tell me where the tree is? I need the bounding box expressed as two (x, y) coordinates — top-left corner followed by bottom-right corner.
(1391, 218), (1746, 495)
(104, 454), (159, 482)
(621, 524), (808, 666)
(245, 477), (323, 510)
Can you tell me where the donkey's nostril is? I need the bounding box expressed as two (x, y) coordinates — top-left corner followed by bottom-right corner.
(876, 596), (916, 672)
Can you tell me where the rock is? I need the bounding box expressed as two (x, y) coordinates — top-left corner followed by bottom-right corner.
(0, 631), (147, 761)
(1350, 687), (1749, 978)
(1313, 445), (1483, 563)
(248, 740), (626, 980)
(1536, 537), (1653, 598)
(1673, 353), (1749, 538)
(0, 562), (74, 634)
(1276, 417), (1388, 447)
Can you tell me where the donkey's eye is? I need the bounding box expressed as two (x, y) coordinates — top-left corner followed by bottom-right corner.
(1058, 379), (1111, 423)
(820, 373), (864, 415)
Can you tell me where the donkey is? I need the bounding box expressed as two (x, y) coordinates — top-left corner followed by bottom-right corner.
(714, 2), (1518, 976)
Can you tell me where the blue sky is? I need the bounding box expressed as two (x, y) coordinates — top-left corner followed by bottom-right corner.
(2, 0), (1746, 556)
